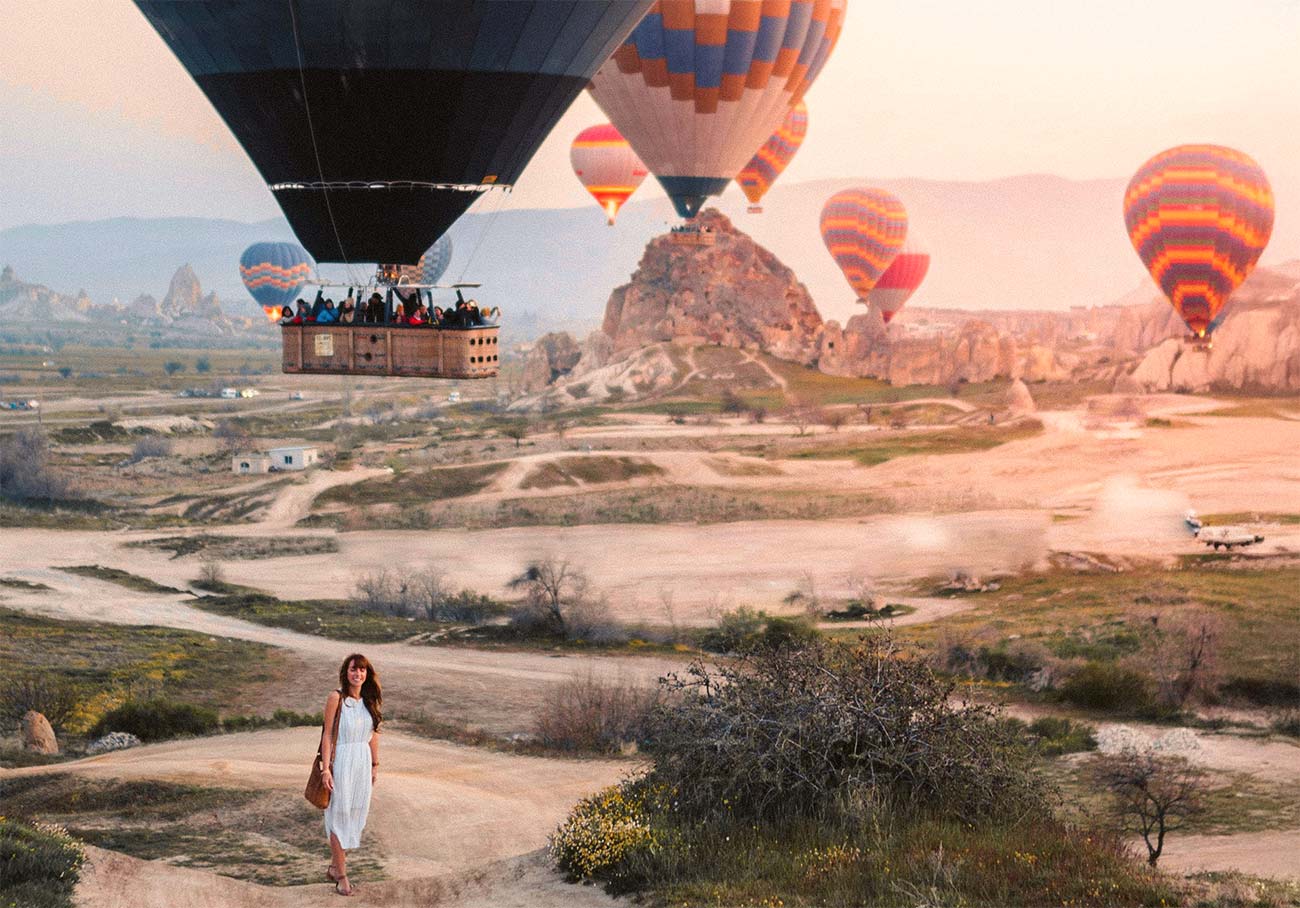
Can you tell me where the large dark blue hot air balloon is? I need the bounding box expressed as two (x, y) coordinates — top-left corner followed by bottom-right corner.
(239, 242), (314, 321)
(133, 1), (653, 264)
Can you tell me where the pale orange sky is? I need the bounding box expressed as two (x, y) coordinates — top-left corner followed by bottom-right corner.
(1, 0), (1297, 249)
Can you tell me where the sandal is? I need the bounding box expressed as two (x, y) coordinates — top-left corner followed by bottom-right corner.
(335, 875), (354, 897)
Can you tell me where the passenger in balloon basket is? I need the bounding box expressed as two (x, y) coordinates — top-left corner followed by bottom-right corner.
(280, 305), (296, 326)
(409, 302), (429, 326)
(365, 293), (385, 323)
(430, 306), (445, 328)
(293, 300), (312, 324)
(310, 291), (327, 320)
(338, 301), (356, 325)
(317, 299), (338, 324)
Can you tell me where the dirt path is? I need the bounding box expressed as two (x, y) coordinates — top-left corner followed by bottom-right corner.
(5, 729), (631, 907)
(1158, 829), (1300, 881)
(259, 466), (391, 529)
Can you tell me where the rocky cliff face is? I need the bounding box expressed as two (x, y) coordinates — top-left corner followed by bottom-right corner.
(601, 209), (824, 366)
(1125, 271), (1300, 391)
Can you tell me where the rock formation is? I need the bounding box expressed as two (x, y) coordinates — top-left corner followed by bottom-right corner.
(519, 332), (583, 393)
(21, 710), (58, 755)
(601, 209), (824, 365)
(1006, 378), (1036, 415)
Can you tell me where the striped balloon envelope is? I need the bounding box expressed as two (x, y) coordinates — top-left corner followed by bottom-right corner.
(737, 100), (808, 212)
(820, 188), (908, 301)
(589, 0), (847, 220)
(238, 242), (314, 321)
(570, 124), (649, 225)
(867, 236), (929, 324)
(1123, 145), (1274, 340)
(418, 235), (454, 286)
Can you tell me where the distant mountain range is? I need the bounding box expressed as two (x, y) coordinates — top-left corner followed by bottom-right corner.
(3, 175), (1296, 336)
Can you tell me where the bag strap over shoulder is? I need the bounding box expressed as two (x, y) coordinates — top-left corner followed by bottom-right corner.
(319, 688), (344, 771)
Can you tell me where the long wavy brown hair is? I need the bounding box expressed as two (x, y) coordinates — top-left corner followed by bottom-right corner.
(337, 653), (382, 731)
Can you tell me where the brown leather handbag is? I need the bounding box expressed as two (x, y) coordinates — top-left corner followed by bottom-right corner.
(305, 691), (343, 809)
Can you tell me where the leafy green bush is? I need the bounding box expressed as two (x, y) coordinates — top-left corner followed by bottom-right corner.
(1025, 716), (1098, 756)
(1220, 676), (1300, 708)
(1059, 662), (1155, 713)
(699, 607), (818, 653)
(551, 780), (663, 886)
(90, 699), (219, 742)
(0, 817), (85, 908)
(220, 709), (322, 733)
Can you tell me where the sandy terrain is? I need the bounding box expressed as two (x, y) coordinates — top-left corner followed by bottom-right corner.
(5, 729), (630, 906)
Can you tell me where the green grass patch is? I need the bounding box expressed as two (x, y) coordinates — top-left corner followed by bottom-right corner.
(1201, 511), (1300, 526)
(0, 815), (85, 908)
(0, 606), (296, 739)
(0, 577), (51, 591)
(57, 564), (182, 594)
(192, 592), (429, 643)
(314, 460), (506, 508)
(125, 533), (339, 560)
(1, 774), (381, 887)
(783, 421), (1043, 466)
(333, 485), (891, 530)
(896, 564), (1300, 704)
(519, 455), (664, 490)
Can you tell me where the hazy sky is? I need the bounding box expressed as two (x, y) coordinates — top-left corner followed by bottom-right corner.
(2, 0), (1298, 247)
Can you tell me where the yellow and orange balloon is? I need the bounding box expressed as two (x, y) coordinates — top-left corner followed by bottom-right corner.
(737, 101), (808, 213)
(1123, 144), (1274, 340)
(570, 124), (648, 225)
(820, 188), (909, 302)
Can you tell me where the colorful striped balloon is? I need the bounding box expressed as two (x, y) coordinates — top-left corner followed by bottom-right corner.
(1123, 144), (1274, 339)
(820, 188), (908, 301)
(571, 124), (649, 225)
(590, 0), (847, 220)
(867, 237), (929, 324)
(238, 242), (314, 321)
(737, 100), (808, 211)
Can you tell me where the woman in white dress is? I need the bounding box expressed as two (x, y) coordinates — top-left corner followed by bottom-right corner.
(321, 653), (381, 896)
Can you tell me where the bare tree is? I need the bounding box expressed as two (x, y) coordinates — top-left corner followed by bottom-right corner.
(410, 568), (448, 621)
(1091, 751), (1208, 867)
(822, 409), (849, 432)
(1148, 610), (1221, 710)
(0, 427), (69, 503)
(508, 557), (612, 639)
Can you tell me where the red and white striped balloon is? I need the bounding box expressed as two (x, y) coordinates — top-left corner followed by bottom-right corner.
(570, 124), (648, 225)
(867, 237), (929, 324)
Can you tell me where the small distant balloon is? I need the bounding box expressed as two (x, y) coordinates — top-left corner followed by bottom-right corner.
(737, 101), (808, 213)
(570, 124), (648, 225)
(418, 235), (454, 285)
(239, 242), (314, 322)
(1123, 144), (1273, 339)
(868, 236), (929, 324)
(820, 188), (908, 301)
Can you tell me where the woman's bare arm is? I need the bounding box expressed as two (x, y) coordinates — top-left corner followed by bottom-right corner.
(369, 725), (380, 784)
(321, 691), (341, 790)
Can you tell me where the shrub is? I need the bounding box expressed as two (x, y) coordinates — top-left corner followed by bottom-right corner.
(535, 673), (658, 753)
(551, 780), (663, 884)
(0, 428), (70, 501)
(0, 817), (85, 908)
(129, 436), (173, 462)
(221, 709), (322, 733)
(0, 677), (82, 733)
(89, 699), (219, 742)
(700, 607), (818, 654)
(507, 558), (621, 642)
(1270, 710), (1300, 738)
(647, 636), (1048, 824)
(1025, 716), (1098, 757)
(1220, 676), (1300, 707)
(1059, 661), (1156, 713)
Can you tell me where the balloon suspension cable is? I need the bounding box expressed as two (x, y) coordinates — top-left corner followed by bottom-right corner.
(286, 0), (356, 285)
(456, 185), (512, 285)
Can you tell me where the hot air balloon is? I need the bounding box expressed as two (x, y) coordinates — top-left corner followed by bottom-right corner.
(239, 242), (314, 321)
(133, 1), (653, 264)
(867, 236), (929, 325)
(820, 188), (908, 302)
(589, 0), (846, 220)
(571, 124), (649, 225)
(1123, 144), (1274, 342)
(737, 100), (808, 214)
(418, 235), (455, 286)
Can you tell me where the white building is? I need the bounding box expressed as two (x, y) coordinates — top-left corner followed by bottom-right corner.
(232, 453), (273, 474)
(268, 445), (319, 471)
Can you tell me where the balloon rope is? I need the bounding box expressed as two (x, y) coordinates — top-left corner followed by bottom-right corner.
(456, 188), (511, 284)
(287, 0), (356, 284)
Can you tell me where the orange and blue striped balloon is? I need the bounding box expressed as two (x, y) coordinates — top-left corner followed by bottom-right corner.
(737, 100), (808, 211)
(570, 124), (649, 225)
(239, 242), (314, 321)
(820, 188), (908, 301)
(1123, 145), (1273, 339)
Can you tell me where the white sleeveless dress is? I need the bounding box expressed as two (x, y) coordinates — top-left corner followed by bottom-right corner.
(325, 696), (374, 849)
